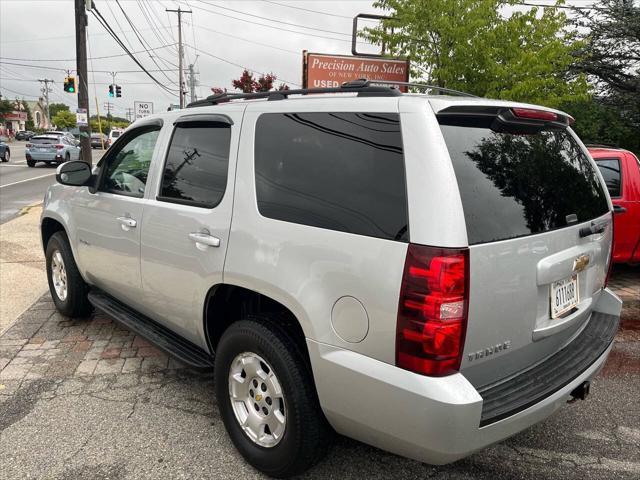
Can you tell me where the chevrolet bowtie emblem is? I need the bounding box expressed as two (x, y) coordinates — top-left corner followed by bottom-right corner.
(573, 254), (590, 273)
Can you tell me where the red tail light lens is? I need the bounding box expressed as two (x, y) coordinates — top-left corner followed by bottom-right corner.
(396, 244), (469, 377)
(55, 144), (64, 149)
(26, 143), (32, 148)
(511, 107), (558, 122)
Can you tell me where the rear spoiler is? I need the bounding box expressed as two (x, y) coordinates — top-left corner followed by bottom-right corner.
(436, 105), (574, 130)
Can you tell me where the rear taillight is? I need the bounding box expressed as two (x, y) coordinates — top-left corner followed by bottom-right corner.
(511, 107), (558, 122)
(55, 144), (64, 149)
(396, 244), (469, 377)
(26, 143), (32, 148)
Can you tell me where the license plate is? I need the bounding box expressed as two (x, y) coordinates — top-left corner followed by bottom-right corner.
(550, 275), (579, 318)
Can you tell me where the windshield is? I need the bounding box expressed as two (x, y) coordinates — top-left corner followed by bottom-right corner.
(439, 117), (609, 245)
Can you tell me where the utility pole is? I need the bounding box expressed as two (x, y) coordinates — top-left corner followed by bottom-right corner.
(75, 0), (92, 165)
(166, 6), (192, 108)
(103, 102), (113, 131)
(38, 79), (53, 125)
(187, 63), (199, 104)
(125, 108), (134, 123)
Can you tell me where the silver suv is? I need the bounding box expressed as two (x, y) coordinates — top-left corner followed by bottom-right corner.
(41, 82), (622, 477)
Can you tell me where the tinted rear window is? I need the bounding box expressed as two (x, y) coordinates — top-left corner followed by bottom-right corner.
(595, 159), (621, 197)
(439, 117), (609, 245)
(31, 137), (59, 144)
(255, 112), (408, 241)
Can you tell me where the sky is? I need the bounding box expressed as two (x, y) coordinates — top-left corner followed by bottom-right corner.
(0, 0), (596, 119)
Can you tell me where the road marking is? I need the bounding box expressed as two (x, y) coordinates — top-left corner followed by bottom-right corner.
(0, 164), (30, 168)
(0, 172), (55, 189)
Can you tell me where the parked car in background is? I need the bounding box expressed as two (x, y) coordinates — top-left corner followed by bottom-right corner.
(42, 83), (621, 477)
(90, 133), (108, 149)
(0, 139), (9, 162)
(590, 145), (640, 264)
(15, 130), (35, 141)
(107, 128), (123, 147)
(26, 134), (81, 167)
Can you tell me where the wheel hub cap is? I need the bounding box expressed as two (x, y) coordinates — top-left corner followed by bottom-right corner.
(51, 250), (68, 301)
(228, 352), (286, 448)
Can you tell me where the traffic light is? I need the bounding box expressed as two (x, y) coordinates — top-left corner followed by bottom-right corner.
(116, 85), (122, 98)
(108, 85), (114, 97)
(63, 76), (76, 93)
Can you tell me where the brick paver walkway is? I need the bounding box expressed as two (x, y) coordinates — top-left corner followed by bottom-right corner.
(0, 296), (185, 382)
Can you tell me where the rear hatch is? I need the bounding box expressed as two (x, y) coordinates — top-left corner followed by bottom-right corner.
(433, 102), (612, 389)
(30, 136), (61, 153)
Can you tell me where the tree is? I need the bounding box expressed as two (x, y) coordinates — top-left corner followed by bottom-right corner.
(570, 0), (639, 102)
(362, 0), (589, 107)
(22, 100), (34, 131)
(566, 0), (640, 153)
(0, 98), (13, 122)
(213, 69), (289, 94)
(51, 110), (77, 130)
(49, 102), (70, 119)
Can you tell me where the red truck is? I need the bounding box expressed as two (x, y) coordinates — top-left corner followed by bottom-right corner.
(589, 145), (640, 264)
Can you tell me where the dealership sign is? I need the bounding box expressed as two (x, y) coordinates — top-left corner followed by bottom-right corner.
(134, 101), (153, 120)
(303, 52), (409, 91)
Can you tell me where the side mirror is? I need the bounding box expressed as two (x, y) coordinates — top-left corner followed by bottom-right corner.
(56, 161), (92, 186)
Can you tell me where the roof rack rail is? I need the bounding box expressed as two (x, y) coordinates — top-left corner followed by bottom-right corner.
(368, 80), (477, 97)
(187, 78), (400, 108)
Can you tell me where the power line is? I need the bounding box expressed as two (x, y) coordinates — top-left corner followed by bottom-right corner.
(114, 0), (178, 86)
(90, 1), (179, 95)
(261, 1), (352, 19)
(0, 60), (178, 74)
(0, 44), (178, 63)
(194, 0), (353, 37)
(192, 24), (299, 56)
(180, 0), (372, 46)
(185, 43), (301, 87)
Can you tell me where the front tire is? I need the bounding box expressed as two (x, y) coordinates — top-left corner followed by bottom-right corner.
(2, 150), (8, 162)
(64, 152), (70, 162)
(45, 231), (92, 317)
(214, 318), (330, 478)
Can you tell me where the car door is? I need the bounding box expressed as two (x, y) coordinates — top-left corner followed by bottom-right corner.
(74, 123), (162, 311)
(140, 110), (242, 346)
(595, 155), (633, 262)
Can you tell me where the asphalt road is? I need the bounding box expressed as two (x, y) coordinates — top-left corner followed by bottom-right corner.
(0, 141), (105, 224)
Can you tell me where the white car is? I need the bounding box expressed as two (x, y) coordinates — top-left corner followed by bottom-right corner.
(41, 81), (621, 477)
(107, 128), (123, 147)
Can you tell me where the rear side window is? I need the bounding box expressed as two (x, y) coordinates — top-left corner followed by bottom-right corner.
(595, 159), (621, 197)
(439, 117), (609, 245)
(159, 121), (231, 208)
(255, 112), (408, 241)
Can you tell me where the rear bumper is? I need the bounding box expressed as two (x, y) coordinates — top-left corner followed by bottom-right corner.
(308, 289), (621, 465)
(27, 151), (63, 161)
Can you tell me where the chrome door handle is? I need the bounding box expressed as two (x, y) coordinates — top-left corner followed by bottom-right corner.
(117, 216), (137, 229)
(189, 232), (220, 248)
(613, 205), (627, 214)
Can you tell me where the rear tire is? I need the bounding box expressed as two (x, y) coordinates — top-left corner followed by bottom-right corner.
(2, 150), (8, 162)
(26, 159), (35, 167)
(214, 317), (330, 478)
(64, 152), (70, 163)
(45, 231), (92, 317)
